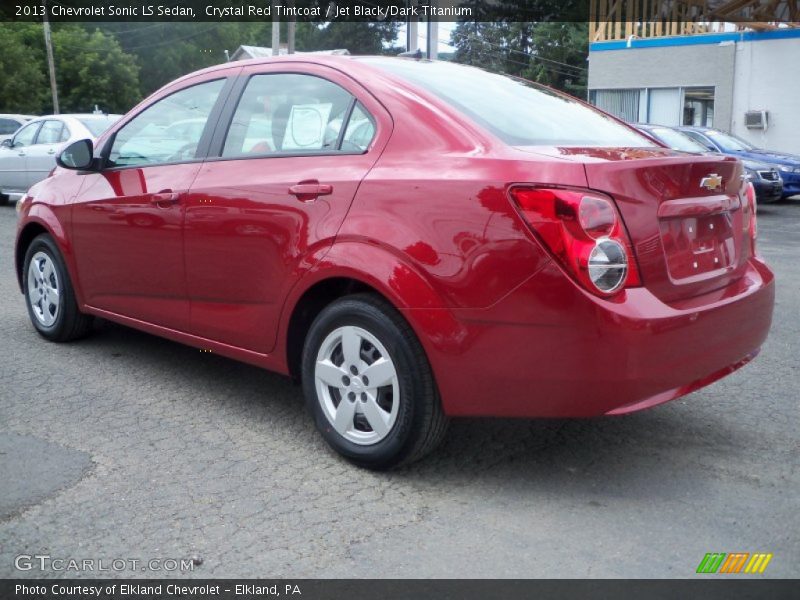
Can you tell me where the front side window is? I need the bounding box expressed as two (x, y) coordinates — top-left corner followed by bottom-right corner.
(222, 74), (356, 157)
(13, 122), (40, 147)
(109, 79), (225, 167)
(37, 120), (65, 145)
(363, 58), (653, 148)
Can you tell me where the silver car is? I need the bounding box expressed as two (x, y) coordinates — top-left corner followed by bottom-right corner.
(0, 113), (120, 205)
(0, 114), (36, 144)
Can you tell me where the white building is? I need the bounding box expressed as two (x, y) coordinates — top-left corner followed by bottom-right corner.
(588, 29), (800, 154)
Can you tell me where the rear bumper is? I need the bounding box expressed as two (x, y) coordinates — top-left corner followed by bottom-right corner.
(424, 258), (774, 418)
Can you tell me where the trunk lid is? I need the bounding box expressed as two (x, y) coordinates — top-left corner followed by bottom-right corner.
(516, 146), (750, 303)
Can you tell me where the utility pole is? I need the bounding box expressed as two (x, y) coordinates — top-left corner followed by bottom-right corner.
(271, 0), (281, 56)
(42, 0), (59, 114)
(287, 0), (296, 54)
(407, 0), (419, 52)
(426, 0), (438, 59)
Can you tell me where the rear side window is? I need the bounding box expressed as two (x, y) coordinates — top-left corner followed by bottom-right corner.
(222, 73), (362, 157)
(109, 79), (225, 167)
(0, 118), (20, 135)
(362, 58), (653, 148)
(342, 103), (375, 152)
(37, 120), (64, 144)
(78, 116), (120, 137)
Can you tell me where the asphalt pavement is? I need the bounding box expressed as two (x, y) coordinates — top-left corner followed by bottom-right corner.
(0, 198), (798, 578)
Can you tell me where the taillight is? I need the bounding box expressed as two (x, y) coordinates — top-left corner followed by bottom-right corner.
(509, 186), (641, 296)
(746, 181), (757, 248)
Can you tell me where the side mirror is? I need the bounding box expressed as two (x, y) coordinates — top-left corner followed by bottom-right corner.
(0, 139), (11, 148)
(57, 138), (94, 170)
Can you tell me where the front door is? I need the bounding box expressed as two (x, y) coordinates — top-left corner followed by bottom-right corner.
(184, 67), (389, 353)
(70, 77), (229, 330)
(23, 119), (67, 188)
(0, 120), (40, 193)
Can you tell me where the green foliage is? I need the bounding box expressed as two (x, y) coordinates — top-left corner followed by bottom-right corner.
(452, 21), (588, 98)
(0, 20), (406, 115)
(296, 22), (401, 55)
(100, 22), (271, 97)
(51, 25), (140, 113)
(0, 23), (48, 113)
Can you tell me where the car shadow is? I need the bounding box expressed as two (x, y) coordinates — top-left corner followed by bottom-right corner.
(84, 319), (748, 500)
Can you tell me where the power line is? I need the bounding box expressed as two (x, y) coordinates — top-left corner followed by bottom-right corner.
(475, 36), (587, 74)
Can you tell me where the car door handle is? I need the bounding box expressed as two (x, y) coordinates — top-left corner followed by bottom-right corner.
(150, 190), (181, 208)
(47, 149), (55, 155)
(17, 152), (25, 156)
(288, 181), (333, 202)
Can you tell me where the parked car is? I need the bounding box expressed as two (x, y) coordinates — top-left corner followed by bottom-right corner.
(679, 125), (800, 199)
(15, 57), (774, 469)
(0, 114), (36, 143)
(0, 113), (120, 205)
(635, 124), (783, 203)
(634, 123), (710, 154)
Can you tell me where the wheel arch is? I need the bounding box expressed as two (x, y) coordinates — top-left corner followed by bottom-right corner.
(15, 221), (52, 291)
(15, 209), (83, 303)
(281, 241), (455, 382)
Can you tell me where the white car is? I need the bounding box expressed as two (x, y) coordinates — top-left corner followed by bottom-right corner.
(0, 114), (36, 143)
(0, 113), (120, 205)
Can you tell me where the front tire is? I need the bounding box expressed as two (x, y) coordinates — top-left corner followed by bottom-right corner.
(301, 294), (448, 470)
(23, 234), (93, 342)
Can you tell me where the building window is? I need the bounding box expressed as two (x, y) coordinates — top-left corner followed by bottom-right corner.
(591, 89), (640, 123)
(683, 87), (715, 127)
(647, 88), (681, 126)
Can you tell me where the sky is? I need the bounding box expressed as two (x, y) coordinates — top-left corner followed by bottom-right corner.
(396, 21), (456, 53)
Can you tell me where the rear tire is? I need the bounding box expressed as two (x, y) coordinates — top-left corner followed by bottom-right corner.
(301, 294), (448, 470)
(23, 234), (93, 342)
(0, 194), (9, 207)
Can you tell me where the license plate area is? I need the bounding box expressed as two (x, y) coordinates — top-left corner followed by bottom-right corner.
(659, 213), (736, 281)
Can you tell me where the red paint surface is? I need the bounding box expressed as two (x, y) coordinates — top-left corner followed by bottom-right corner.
(16, 56), (774, 418)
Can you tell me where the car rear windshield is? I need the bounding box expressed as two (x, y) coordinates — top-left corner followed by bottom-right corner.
(645, 127), (707, 153)
(705, 130), (755, 152)
(361, 58), (654, 148)
(78, 116), (120, 137)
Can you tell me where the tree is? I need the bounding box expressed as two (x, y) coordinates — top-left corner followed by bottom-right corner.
(297, 22), (401, 54)
(51, 26), (141, 113)
(103, 22), (271, 97)
(0, 23), (48, 113)
(451, 21), (588, 98)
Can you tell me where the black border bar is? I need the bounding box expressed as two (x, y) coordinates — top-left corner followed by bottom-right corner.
(2, 579), (799, 600)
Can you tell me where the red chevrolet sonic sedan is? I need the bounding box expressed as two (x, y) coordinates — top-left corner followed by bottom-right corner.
(15, 56), (774, 469)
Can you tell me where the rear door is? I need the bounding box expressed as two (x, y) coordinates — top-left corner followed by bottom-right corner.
(184, 63), (392, 353)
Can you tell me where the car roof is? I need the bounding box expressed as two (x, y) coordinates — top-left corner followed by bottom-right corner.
(29, 113), (122, 120)
(677, 125), (714, 132)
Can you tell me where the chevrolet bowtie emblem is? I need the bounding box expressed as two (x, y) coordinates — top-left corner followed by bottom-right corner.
(700, 174), (723, 191)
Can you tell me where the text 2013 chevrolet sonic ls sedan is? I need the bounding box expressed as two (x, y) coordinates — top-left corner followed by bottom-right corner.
(15, 56), (775, 469)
